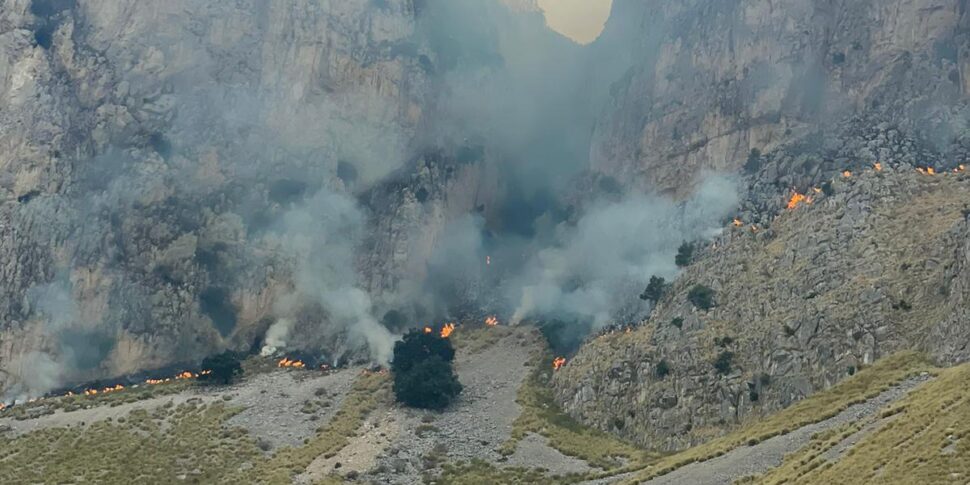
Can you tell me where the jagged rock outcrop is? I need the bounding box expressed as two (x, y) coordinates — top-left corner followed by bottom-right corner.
(553, 168), (970, 450)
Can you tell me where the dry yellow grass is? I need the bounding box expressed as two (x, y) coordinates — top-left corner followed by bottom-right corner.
(0, 371), (388, 484)
(226, 371), (389, 484)
(752, 361), (970, 485)
(0, 402), (260, 484)
(621, 351), (936, 483)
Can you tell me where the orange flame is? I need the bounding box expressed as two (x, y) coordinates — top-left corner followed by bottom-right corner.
(954, 164), (965, 173)
(485, 315), (499, 327)
(787, 191), (808, 210)
(278, 358), (305, 368)
(552, 357), (567, 371)
(842, 170), (852, 178)
(440, 323), (456, 338)
(423, 326), (433, 334)
(732, 218), (742, 227)
(917, 167), (936, 175)
(873, 162), (882, 171)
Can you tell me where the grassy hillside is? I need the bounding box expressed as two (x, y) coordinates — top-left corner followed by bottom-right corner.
(751, 361), (970, 484)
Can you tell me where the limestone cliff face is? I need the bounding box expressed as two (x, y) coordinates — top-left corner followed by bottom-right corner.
(0, 0), (451, 394)
(592, 0), (969, 196)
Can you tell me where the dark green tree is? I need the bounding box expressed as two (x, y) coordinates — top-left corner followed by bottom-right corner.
(391, 328), (456, 374)
(713, 351), (735, 375)
(639, 275), (669, 303)
(688, 284), (715, 310)
(392, 355), (462, 410)
(392, 328), (462, 410)
(199, 351), (243, 385)
(675, 242), (696, 267)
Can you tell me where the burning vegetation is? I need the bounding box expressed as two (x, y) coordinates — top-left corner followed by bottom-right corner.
(786, 190), (811, 210)
(552, 356), (567, 371)
(277, 357), (305, 368)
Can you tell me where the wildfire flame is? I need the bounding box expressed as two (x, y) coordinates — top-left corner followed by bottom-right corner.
(874, 162), (882, 171)
(552, 357), (567, 371)
(278, 358), (305, 368)
(732, 218), (743, 227)
(423, 326), (433, 334)
(917, 167), (936, 175)
(954, 164), (965, 173)
(787, 191), (808, 210)
(485, 315), (499, 327)
(842, 170), (852, 178)
(440, 323), (456, 338)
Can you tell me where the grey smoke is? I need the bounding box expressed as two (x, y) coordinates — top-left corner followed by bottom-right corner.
(510, 176), (739, 328)
(6, 275), (120, 401)
(3, 0), (740, 398)
(268, 188), (395, 364)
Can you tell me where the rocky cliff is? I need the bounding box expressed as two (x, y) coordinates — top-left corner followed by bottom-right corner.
(552, 0), (970, 452)
(554, 167), (970, 451)
(0, 0), (460, 396)
(593, 0), (970, 196)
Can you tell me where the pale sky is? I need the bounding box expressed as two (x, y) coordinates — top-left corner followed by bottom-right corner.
(537, 0), (614, 44)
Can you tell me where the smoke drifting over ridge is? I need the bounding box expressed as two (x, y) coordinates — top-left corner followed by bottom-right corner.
(4, 0), (738, 399)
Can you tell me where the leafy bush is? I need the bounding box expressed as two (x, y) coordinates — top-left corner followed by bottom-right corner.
(670, 317), (684, 329)
(391, 329), (456, 374)
(655, 360), (671, 379)
(713, 351), (735, 375)
(639, 275), (669, 303)
(199, 351), (243, 385)
(675, 242), (696, 268)
(393, 355), (462, 410)
(821, 181), (834, 196)
(391, 329), (461, 410)
(688, 285), (715, 310)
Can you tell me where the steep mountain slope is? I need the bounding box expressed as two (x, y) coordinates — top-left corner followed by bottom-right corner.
(554, 167), (970, 451)
(592, 0), (970, 196)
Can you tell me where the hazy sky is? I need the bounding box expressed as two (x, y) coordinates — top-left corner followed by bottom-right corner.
(537, 0), (613, 44)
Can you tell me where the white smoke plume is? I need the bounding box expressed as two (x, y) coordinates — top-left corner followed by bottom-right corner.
(270, 189), (395, 364)
(510, 176), (739, 328)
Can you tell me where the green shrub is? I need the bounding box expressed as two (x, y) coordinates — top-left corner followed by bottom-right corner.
(675, 242), (696, 267)
(744, 148), (762, 174)
(688, 285), (715, 310)
(655, 360), (671, 379)
(639, 275), (669, 303)
(393, 356), (462, 410)
(713, 351), (735, 375)
(199, 351), (243, 385)
(392, 329), (461, 410)
(670, 317), (684, 329)
(392, 329), (455, 374)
